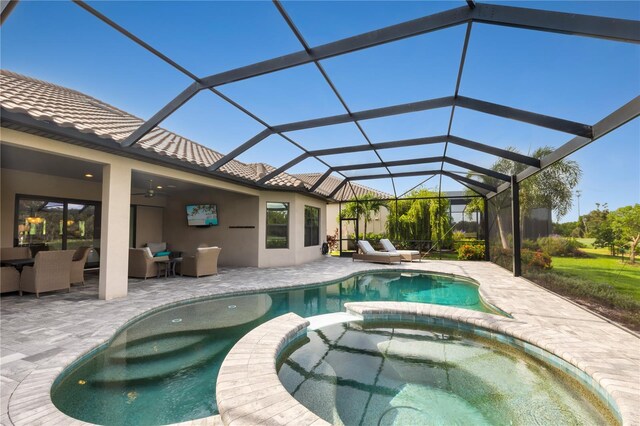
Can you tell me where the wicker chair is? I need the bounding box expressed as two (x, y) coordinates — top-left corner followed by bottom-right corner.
(1, 267), (20, 294)
(128, 248), (168, 279)
(19, 250), (75, 297)
(179, 247), (221, 278)
(0, 246), (31, 261)
(70, 246), (91, 285)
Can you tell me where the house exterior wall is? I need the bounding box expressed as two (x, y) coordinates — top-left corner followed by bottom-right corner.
(163, 188), (260, 267)
(135, 206), (164, 249)
(258, 192), (326, 267)
(1, 129), (325, 272)
(325, 203), (390, 239)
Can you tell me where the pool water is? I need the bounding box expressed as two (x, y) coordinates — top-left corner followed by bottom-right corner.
(52, 272), (498, 425)
(278, 322), (617, 426)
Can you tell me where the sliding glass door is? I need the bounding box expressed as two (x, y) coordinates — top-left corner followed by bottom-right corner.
(15, 195), (101, 254)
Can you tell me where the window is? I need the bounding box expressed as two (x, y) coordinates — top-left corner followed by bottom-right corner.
(15, 195), (100, 252)
(266, 202), (289, 249)
(304, 206), (320, 247)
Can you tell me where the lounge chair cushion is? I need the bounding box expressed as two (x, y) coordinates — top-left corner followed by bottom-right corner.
(357, 240), (376, 254)
(380, 239), (419, 255)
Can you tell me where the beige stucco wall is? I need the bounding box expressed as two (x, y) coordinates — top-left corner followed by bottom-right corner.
(325, 203), (389, 239)
(135, 205), (164, 249)
(1, 130), (330, 276)
(258, 192), (326, 267)
(0, 168), (102, 247)
(163, 188), (260, 267)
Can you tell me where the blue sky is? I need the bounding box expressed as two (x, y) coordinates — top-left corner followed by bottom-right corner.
(1, 1), (638, 221)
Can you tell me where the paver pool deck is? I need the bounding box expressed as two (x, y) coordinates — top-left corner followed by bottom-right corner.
(1, 257), (639, 425)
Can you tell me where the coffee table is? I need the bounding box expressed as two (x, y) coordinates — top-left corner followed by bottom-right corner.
(155, 258), (182, 278)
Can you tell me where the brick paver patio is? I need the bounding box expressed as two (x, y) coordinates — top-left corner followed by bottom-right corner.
(1, 258), (638, 425)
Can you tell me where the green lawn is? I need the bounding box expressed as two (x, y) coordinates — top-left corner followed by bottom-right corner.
(551, 248), (640, 301)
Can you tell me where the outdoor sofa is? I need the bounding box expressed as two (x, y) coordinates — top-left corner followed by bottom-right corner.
(380, 239), (421, 262)
(353, 240), (402, 264)
(128, 248), (169, 279)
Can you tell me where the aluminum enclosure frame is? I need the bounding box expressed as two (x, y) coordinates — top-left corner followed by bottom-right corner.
(3, 1), (640, 277)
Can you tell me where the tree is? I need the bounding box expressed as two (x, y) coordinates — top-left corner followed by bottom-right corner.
(467, 146), (581, 249)
(609, 204), (640, 264)
(386, 188), (452, 248)
(553, 221), (580, 237)
(583, 203), (609, 238)
(340, 194), (387, 238)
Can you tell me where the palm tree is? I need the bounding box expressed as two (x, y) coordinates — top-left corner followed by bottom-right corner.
(341, 194), (387, 238)
(467, 146), (582, 249)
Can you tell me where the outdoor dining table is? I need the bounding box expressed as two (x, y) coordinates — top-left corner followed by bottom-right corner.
(0, 258), (35, 272)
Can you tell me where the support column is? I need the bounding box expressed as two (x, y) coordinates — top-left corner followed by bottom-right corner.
(511, 175), (521, 277)
(99, 163), (132, 300)
(483, 197), (490, 261)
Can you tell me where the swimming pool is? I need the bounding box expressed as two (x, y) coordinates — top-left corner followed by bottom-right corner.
(277, 321), (617, 425)
(51, 271), (499, 425)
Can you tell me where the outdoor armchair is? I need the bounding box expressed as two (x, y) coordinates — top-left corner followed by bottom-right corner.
(380, 239), (421, 262)
(19, 250), (75, 297)
(1, 267), (20, 294)
(129, 248), (168, 279)
(179, 247), (221, 278)
(70, 246), (91, 285)
(0, 246), (31, 261)
(353, 240), (402, 264)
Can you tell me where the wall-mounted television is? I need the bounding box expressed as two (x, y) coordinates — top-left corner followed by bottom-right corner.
(186, 204), (218, 227)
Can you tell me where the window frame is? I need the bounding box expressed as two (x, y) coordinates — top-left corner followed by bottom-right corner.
(304, 205), (320, 247)
(13, 193), (101, 250)
(265, 201), (290, 249)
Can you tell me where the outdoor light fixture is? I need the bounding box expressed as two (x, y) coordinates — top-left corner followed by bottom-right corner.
(26, 216), (44, 224)
(84, 173), (93, 178)
(156, 185), (163, 189)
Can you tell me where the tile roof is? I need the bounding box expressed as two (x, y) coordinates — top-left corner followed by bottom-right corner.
(294, 173), (393, 201)
(0, 70), (305, 189)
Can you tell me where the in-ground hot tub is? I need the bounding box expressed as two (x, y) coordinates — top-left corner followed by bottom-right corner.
(277, 320), (619, 425)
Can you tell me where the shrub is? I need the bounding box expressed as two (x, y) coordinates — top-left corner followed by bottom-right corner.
(452, 230), (466, 241)
(521, 249), (552, 271)
(537, 235), (586, 257)
(326, 229), (339, 251)
(521, 239), (540, 251)
(457, 244), (485, 260)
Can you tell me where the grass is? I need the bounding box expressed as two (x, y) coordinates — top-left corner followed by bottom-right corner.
(525, 269), (640, 331)
(529, 238), (640, 331)
(551, 249), (640, 301)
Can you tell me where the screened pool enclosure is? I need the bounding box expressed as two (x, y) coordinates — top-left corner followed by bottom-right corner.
(1, 0), (638, 276)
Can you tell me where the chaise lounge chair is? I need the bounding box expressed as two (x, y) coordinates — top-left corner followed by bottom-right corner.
(353, 240), (402, 264)
(380, 239), (421, 262)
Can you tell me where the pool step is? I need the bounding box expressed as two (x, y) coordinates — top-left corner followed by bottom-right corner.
(90, 338), (234, 385)
(109, 334), (208, 362)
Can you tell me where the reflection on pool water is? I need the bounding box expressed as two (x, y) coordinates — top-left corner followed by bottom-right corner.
(52, 271), (499, 425)
(278, 322), (617, 426)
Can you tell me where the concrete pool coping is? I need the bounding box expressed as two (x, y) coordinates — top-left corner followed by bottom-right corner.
(1, 258), (639, 425)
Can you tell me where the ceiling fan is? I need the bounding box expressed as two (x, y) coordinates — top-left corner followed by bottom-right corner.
(132, 180), (167, 198)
